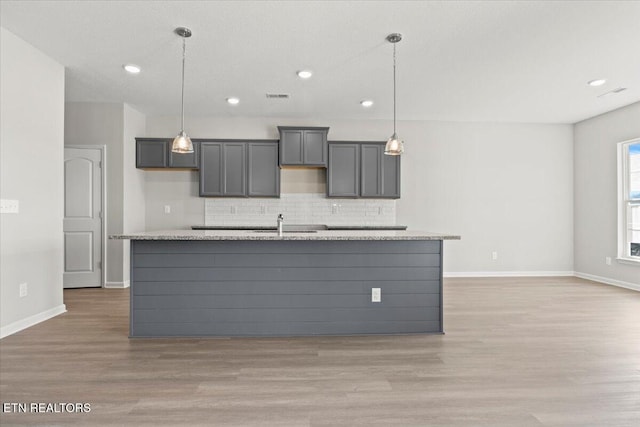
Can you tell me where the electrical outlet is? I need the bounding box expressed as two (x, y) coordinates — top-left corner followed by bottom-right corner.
(332, 204), (340, 214)
(377, 206), (383, 215)
(0, 199), (19, 214)
(492, 251), (498, 261)
(605, 256), (612, 265)
(19, 283), (28, 298)
(371, 288), (381, 303)
(164, 205), (171, 214)
(260, 205), (266, 214)
(230, 206), (237, 214)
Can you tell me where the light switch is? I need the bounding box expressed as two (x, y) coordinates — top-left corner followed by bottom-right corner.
(0, 199), (19, 214)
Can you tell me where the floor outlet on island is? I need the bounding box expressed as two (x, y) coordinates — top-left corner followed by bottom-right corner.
(371, 287), (381, 303)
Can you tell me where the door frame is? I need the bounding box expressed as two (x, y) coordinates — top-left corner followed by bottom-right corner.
(64, 145), (107, 288)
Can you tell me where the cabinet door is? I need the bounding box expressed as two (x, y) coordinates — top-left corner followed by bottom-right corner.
(136, 140), (167, 168)
(381, 153), (401, 198)
(303, 130), (327, 166)
(168, 141), (199, 168)
(279, 130), (304, 165)
(223, 143), (246, 196)
(327, 144), (359, 197)
(360, 144), (382, 197)
(360, 144), (401, 199)
(199, 143), (224, 196)
(248, 143), (280, 197)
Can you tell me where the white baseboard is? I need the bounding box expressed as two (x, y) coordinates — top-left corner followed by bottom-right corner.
(574, 272), (640, 292)
(104, 280), (130, 289)
(444, 271), (575, 278)
(0, 304), (67, 339)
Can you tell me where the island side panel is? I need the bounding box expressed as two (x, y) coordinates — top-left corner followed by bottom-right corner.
(439, 239), (444, 333)
(130, 240), (443, 337)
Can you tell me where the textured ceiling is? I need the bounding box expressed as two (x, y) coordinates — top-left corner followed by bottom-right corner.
(1, 0), (639, 123)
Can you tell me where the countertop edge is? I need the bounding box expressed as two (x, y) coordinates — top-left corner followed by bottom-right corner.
(191, 225), (409, 230)
(110, 232), (461, 241)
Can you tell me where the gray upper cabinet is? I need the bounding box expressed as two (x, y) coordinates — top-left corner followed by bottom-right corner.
(279, 129), (303, 165)
(303, 130), (327, 165)
(278, 126), (329, 167)
(136, 138), (199, 169)
(200, 142), (246, 197)
(327, 142), (400, 199)
(381, 150), (401, 198)
(222, 143), (246, 196)
(327, 144), (360, 197)
(200, 140), (279, 198)
(361, 144), (400, 198)
(199, 143), (224, 196)
(136, 139), (167, 168)
(248, 142), (280, 197)
(360, 144), (380, 197)
(168, 141), (199, 168)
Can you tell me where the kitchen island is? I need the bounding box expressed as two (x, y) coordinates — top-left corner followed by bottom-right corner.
(111, 230), (460, 337)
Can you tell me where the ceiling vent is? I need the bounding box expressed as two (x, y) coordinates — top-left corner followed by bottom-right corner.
(266, 93), (290, 99)
(598, 87), (627, 98)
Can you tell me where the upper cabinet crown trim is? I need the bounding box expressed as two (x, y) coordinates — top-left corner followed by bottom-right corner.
(277, 126), (330, 131)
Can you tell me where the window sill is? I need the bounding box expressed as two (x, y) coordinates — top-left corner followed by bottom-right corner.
(616, 257), (640, 266)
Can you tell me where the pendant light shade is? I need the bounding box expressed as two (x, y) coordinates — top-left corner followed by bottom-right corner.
(172, 131), (192, 153)
(172, 27), (194, 154)
(385, 33), (404, 156)
(385, 133), (403, 155)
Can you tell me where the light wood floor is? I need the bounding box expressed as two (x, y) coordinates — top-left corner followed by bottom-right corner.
(1, 277), (639, 426)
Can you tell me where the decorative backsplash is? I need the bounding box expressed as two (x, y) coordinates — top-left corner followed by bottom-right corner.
(205, 193), (396, 226)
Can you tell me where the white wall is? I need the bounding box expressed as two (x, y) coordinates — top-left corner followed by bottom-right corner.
(398, 121), (574, 275)
(122, 104), (146, 283)
(146, 116), (574, 274)
(0, 27), (66, 335)
(65, 102), (146, 287)
(574, 102), (640, 288)
(65, 103), (125, 285)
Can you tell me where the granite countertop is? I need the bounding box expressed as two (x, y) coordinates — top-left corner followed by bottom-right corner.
(191, 225), (408, 231)
(326, 225), (407, 230)
(110, 229), (460, 241)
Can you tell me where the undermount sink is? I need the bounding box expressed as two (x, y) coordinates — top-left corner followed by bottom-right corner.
(252, 230), (318, 234)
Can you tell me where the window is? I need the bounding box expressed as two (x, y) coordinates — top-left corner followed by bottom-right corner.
(618, 138), (640, 262)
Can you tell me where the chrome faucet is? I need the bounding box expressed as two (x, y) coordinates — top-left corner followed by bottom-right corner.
(277, 214), (284, 236)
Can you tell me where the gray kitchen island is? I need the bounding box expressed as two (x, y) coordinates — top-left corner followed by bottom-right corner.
(111, 230), (460, 337)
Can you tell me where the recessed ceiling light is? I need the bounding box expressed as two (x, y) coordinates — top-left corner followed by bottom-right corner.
(226, 97), (240, 105)
(297, 70), (313, 79)
(123, 64), (141, 74)
(588, 79), (606, 87)
(360, 100), (374, 107)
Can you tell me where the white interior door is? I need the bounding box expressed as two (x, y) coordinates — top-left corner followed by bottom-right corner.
(63, 147), (103, 288)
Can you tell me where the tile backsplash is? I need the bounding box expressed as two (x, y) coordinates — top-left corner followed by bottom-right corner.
(205, 193), (396, 226)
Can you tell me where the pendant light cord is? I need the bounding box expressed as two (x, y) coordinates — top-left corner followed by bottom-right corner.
(393, 42), (397, 135)
(180, 36), (186, 132)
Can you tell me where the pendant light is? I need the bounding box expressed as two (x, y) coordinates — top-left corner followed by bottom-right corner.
(385, 33), (404, 156)
(172, 27), (194, 154)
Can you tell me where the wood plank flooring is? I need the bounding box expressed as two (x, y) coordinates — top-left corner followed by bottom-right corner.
(1, 277), (639, 426)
